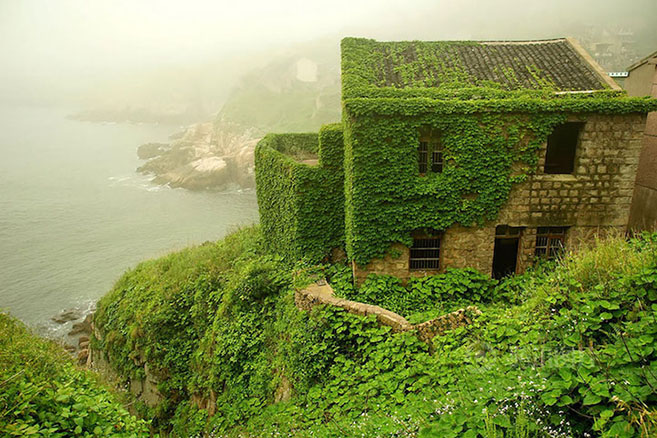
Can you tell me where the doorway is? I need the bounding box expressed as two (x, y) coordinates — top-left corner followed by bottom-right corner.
(492, 226), (522, 279)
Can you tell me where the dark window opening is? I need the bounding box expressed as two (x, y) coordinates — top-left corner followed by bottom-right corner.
(544, 122), (584, 174)
(492, 226), (522, 279)
(418, 131), (443, 175)
(410, 234), (441, 270)
(535, 226), (568, 259)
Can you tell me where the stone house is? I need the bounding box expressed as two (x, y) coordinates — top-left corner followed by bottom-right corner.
(624, 49), (657, 232)
(255, 37), (657, 283)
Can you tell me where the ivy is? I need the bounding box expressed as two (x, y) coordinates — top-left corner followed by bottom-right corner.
(255, 124), (345, 263)
(338, 37), (657, 266)
(343, 111), (568, 265)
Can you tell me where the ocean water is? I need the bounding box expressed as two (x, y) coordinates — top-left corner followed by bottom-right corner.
(0, 105), (258, 337)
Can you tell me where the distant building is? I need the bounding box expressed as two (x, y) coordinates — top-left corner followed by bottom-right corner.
(256, 37), (656, 282)
(625, 50), (657, 232)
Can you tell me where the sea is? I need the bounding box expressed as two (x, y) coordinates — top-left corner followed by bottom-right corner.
(0, 104), (258, 339)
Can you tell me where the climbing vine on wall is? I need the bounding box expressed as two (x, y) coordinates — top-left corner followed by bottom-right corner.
(343, 111), (567, 265)
(340, 38), (657, 267)
(255, 125), (345, 263)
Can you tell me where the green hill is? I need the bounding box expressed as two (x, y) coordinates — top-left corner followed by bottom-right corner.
(90, 226), (657, 437)
(215, 40), (341, 135)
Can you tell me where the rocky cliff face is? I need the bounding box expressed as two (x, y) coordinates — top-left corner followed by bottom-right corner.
(138, 121), (258, 191)
(138, 41), (341, 191)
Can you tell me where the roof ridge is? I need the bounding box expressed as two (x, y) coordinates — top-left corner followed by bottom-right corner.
(626, 49), (657, 72)
(479, 38), (567, 45)
(564, 37), (621, 91)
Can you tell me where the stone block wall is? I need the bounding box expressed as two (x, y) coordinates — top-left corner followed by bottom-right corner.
(628, 63), (657, 232)
(353, 113), (646, 281)
(295, 280), (480, 344)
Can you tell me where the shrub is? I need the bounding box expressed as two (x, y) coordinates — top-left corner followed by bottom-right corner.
(0, 313), (149, 437)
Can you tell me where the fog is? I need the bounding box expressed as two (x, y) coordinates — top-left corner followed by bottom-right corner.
(1, 0), (656, 116)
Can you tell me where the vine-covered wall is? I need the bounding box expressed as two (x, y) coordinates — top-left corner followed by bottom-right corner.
(255, 125), (345, 262)
(340, 38), (657, 269)
(342, 108), (655, 269)
(342, 111), (561, 266)
(255, 37), (657, 272)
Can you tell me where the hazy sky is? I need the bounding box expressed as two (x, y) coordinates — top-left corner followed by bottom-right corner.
(1, 0), (655, 107)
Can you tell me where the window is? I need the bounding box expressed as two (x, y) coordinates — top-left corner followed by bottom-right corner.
(535, 227), (568, 259)
(492, 226), (523, 279)
(418, 132), (443, 175)
(544, 122), (584, 174)
(410, 234), (441, 270)
(418, 141), (428, 174)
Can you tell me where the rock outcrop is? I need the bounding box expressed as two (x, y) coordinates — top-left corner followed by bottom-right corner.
(138, 121), (258, 191)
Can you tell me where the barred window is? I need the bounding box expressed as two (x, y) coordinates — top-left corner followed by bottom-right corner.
(410, 235), (441, 270)
(418, 132), (443, 175)
(431, 143), (444, 173)
(535, 227), (568, 259)
(418, 141), (428, 174)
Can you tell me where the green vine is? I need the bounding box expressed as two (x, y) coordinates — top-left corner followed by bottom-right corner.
(255, 124), (345, 262)
(339, 37), (657, 267)
(343, 111), (568, 265)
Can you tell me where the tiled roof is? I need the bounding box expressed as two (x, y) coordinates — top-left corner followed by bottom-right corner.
(362, 38), (610, 92)
(626, 49), (657, 72)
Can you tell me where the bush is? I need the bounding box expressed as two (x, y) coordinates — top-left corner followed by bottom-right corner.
(0, 313), (149, 437)
(331, 265), (498, 317)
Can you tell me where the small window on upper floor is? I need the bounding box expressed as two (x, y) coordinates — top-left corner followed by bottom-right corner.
(544, 122), (584, 174)
(418, 131), (443, 175)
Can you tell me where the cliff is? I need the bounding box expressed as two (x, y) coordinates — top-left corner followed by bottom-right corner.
(89, 225), (657, 437)
(0, 312), (149, 437)
(138, 43), (341, 191)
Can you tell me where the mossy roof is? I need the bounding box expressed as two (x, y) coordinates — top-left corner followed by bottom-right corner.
(341, 37), (619, 99)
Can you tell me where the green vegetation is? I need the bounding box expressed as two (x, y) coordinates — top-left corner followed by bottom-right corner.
(339, 37), (657, 266)
(0, 313), (149, 437)
(92, 225), (657, 437)
(216, 42), (341, 135)
(329, 264), (506, 320)
(255, 124), (345, 263)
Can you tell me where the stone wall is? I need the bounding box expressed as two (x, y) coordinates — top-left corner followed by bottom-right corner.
(296, 281), (412, 332)
(296, 280), (480, 343)
(89, 320), (164, 409)
(354, 113), (646, 281)
(628, 62), (657, 232)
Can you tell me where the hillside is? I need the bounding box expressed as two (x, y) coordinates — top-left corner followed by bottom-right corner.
(90, 227), (657, 437)
(137, 41), (341, 190)
(0, 313), (149, 437)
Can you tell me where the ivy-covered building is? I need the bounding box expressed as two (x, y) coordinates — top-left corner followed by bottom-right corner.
(255, 37), (657, 282)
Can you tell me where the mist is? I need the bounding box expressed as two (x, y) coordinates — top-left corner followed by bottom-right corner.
(1, 0), (655, 116)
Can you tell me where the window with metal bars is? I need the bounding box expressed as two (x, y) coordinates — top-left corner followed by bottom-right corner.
(409, 235), (441, 270)
(418, 141), (428, 174)
(418, 134), (443, 175)
(535, 226), (568, 259)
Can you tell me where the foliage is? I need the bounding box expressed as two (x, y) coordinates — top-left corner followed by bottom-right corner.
(330, 264), (497, 317)
(228, 234), (657, 438)
(255, 125), (345, 263)
(0, 313), (149, 437)
(93, 223), (657, 438)
(337, 37), (657, 267)
(94, 226), (266, 427)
